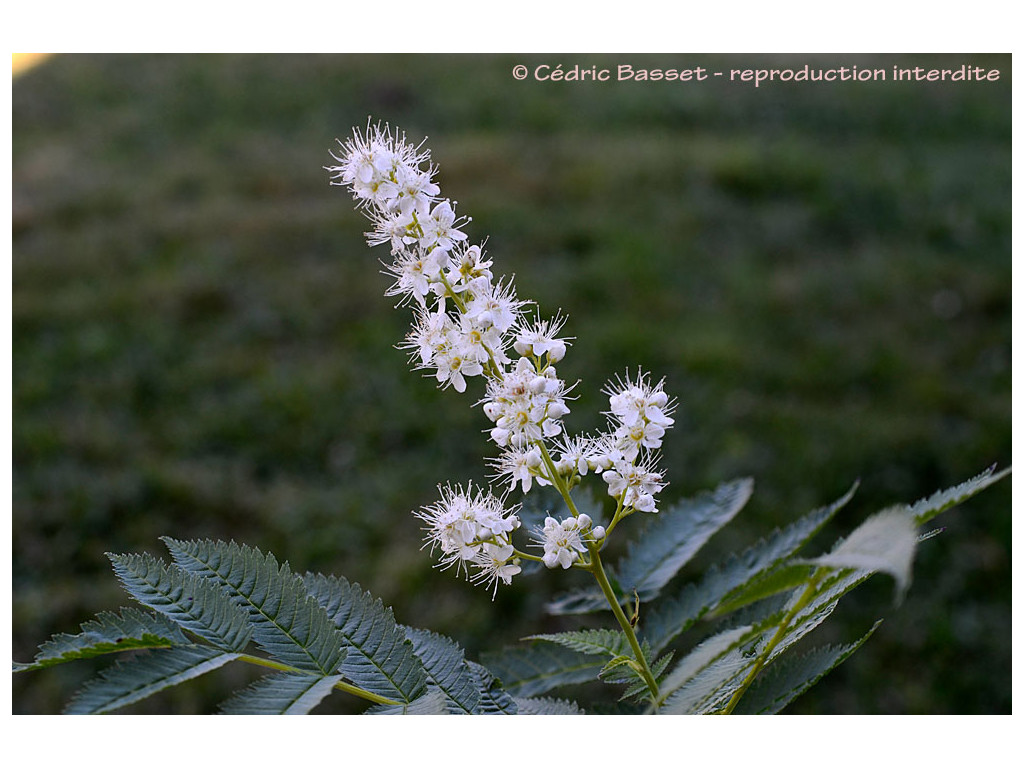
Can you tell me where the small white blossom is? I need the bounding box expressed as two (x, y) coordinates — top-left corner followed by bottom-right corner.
(384, 247), (445, 305)
(481, 358), (572, 449)
(413, 483), (521, 576)
(419, 200), (469, 254)
(602, 457), (666, 513)
(471, 543), (522, 598)
(490, 445), (548, 493)
(327, 122), (435, 212)
(446, 243), (494, 292)
(513, 314), (571, 362)
(605, 370), (676, 429)
(535, 516), (588, 569)
(464, 279), (524, 333)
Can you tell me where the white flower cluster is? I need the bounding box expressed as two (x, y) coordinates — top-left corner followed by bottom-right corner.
(413, 483), (522, 597)
(534, 513), (606, 570)
(328, 122), (677, 593)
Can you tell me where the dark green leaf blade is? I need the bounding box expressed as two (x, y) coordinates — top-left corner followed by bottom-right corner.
(403, 627), (479, 714)
(734, 621), (882, 714)
(910, 465), (1011, 525)
(14, 608), (187, 672)
(109, 552), (252, 651)
(218, 672), (343, 714)
(304, 572), (427, 704)
(526, 629), (630, 657)
(617, 477), (754, 600)
(468, 661), (518, 714)
(513, 696), (584, 714)
(64, 645), (238, 714)
(642, 483), (856, 653)
(161, 538), (346, 675)
(480, 642), (605, 698)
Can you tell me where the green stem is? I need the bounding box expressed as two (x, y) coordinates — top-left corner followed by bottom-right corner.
(718, 572), (822, 715)
(237, 653), (402, 707)
(535, 441), (660, 703)
(587, 543), (661, 704)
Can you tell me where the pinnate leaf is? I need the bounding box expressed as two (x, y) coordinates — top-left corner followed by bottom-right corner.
(733, 621), (881, 714)
(14, 608), (186, 672)
(219, 672), (344, 714)
(616, 477), (754, 600)
(161, 537), (346, 675)
(304, 572), (427, 704)
(109, 552), (252, 651)
(64, 645), (238, 714)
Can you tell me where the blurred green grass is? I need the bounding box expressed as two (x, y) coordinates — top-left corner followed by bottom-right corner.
(12, 53), (1010, 714)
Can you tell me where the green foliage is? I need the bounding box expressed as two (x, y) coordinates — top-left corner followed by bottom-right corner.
(617, 477), (754, 600)
(162, 537), (347, 675)
(304, 573), (427, 704)
(66, 646), (240, 715)
(219, 672), (346, 715)
(109, 553), (252, 651)
(733, 621), (881, 715)
(12, 466), (1010, 712)
(13, 608), (187, 672)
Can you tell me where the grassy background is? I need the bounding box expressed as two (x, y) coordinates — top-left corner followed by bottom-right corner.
(12, 53), (1011, 714)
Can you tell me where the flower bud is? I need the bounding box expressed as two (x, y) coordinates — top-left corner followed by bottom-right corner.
(529, 376), (549, 394)
(577, 513), (592, 529)
(591, 526), (606, 540)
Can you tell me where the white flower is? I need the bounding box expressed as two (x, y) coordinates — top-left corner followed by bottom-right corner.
(552, 434), (603, 477)
(434, 344), (483, 393)
(402, 307), (454, 367)
(384, 247), (445, 305)
(464, 279), (523, 333)
(535, 516), (588, 569)
(481, 358), (572, 449)
(605, 370), (676, 429)
(456, 314), (508, 367)
(490, 445), (547, 493)
(413, 483), (521, 575)
(513, 314), (571, 362)
(419, 200), (469, 253)
(445, 243), (494, 292)
(471, 543), (521, 598)
(327, 122), (434, 211)
(602, 457), (666, 513)
(612, 418), (667, 461)
(389, 162), (440, 216)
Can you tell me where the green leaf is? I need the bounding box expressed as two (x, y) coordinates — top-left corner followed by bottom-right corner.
(812, 506), (917, 603)
(617, 477), (754, 600)
(654, 624), (758, 709)
(711, 563), (816, 617)
(479, 642), (606, 698)
(403, 627), (479, 714)
(642, 483), (856, 653)
(109, 552), (253, 651)
(770, 568), (874, 660)
(64, 646), (239, 714)
(14, 608), (187, 672)
(733, 621), (882, 714)
(546, 478), (754, 615)
(910, 465), (1010, 525)
(468, 661), (518, 714)
(161, 538), (346, 675)
(304, 572), (427, 704)
(545, 586), (609, 616)
(218, 672), (344, 714)
(513, 696), (584, 714)
(367, 688), (450, 715)
(526, 628), (631, 657)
